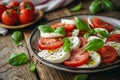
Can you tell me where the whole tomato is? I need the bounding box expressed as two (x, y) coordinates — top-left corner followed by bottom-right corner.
(2, 9), (19, 25)
(19, 8), (35, 24)
(19, 1), (35, 11)
(7, 1), (20, 10)
(0, 4), (7, 21)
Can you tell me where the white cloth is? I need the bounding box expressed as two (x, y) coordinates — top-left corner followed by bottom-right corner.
(0, 0), (74, 35)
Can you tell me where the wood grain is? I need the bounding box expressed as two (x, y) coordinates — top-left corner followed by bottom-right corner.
(0, 33), (37, 80)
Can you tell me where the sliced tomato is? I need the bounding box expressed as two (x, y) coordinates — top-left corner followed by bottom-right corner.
(107, 34), (120, 42)
(38, 37), (63, 50)
(93, 18), (114, 32)
(51, 23), (75, 32)
(97, 46), (117, 64)
(78, 30), (87, 37)
(79, 37), (87, 48)
(64, 48), (89, 67)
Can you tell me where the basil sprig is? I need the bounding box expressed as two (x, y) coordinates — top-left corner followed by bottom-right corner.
(83, 38), (104, 51)
(9, 53), (29, 66)
(62, 38), (72, 52)
(54, 27), (65, 35)
(74, 17), (90, 31)
(29, 62), (36, 72)
(70, 3), (82, 12)
(74, 74), (88, 80)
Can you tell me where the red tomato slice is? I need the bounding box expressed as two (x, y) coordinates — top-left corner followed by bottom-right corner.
(93, 18), (114, 32)
(64, 48), (89, 67)
(38, 37), (63, 50)
(107, 34), (120, 42)
(97, 46), (117, 64)
(51, 23), (75, 32)
(79, 37), (88, 48)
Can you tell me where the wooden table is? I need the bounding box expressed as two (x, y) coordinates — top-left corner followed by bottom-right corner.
(1, 0), (120, 80)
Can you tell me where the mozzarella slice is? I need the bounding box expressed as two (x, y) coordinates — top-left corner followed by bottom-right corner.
(88, 17), (94, 26)
(110, 29), (120, 35)
(105, 42), (120, 56)
(68, 37), (81, 50)
(61, 19), (75, 24)
(78, 51), (101, 68)
(40, 31), (64, 38)
(72, 29), (80, 36)
(38, 48), (71, 63)
(88, 36), (106, 43)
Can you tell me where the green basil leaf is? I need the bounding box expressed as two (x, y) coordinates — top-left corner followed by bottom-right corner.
(62, 38), (72, 52)
(29, 62), (36, 72)
(54, 27), (65, 35)
(74, 74), (88, 80)
(74, 17), (90, 31)
(70, 3), (82, 12)
(9, 53), (29, 66)
(83, 38), (104, 51)
(38, 25), (54, 33)
(95, 28), (109, 38)
(11, 31), (23, 43)
(103, 0), (116, 10)
(84, 32), (91, 39)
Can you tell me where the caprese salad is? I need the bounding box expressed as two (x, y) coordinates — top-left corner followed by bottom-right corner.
(37, 16), (120, 68)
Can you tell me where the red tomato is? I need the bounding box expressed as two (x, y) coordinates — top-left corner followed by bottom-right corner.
(19, 8), (35, 24)
(97, 46), (117, 64)
(79, 37), (87, 48)
(0, 4), (7, 21)
(107, 34), (120, 42)
(51, 23), (75, 32)
(7, 1), (20, 9)
(38, 37), (63, 50)
(2, 9), (18, 25)
(19, 1), (35, 11)
(92, 18), (114, 32)
(64, 48), (89, 67)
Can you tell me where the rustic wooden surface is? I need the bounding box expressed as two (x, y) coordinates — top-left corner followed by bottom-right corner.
(1, 0), (120, 80)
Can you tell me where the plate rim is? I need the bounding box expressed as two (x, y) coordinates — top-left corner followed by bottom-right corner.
(29, 14), (120, 73)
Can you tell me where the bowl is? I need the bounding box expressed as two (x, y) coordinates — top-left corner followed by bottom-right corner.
(29, 14), (120, 73)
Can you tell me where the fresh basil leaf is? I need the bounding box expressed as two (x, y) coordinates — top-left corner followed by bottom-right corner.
(74, 17), (90, 31)
(95, 28), (109, 38)
(38, 25), (54, 33)
(74, 74), (88, 80)
(83, 38), (104, 51)
(70, 3), (82, 12)
(84, 32), (91, 39)
(54, 27), (65, 35)
(9, 53), (29, 66)
(62, 38), (72, 52)
(29, 62), (36, 72)
(11, 31), (23, 43)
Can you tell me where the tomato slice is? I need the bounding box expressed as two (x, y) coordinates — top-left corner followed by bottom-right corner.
(79, 37), (88, 48)
(64, 48), (89, 67)
(92, 18), (114, 32)
(107, 34), (120, 42)
(51, 23), (75, 32)
(38, 37), (63, 50)
(97, 46), (117, 64)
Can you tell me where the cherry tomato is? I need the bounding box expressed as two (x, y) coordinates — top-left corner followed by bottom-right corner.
(64, 48), (89, 67)
(0, 4), (7, 21)
(97, 46), (117, 64)
(7, 1), (20, 9)
(51, 23), (75, 32)
(19, 1), (35, 11)
(92, 18), (114, 32)
(38, 37), (63, 50)
(107, 34), (120, 42)
(19, 8), (35, 24)
(2, 9), (18, 25)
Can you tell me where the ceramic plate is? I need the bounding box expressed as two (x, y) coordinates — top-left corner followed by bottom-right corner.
(29, 15), (120, 73)
(0, 10), (43, 29)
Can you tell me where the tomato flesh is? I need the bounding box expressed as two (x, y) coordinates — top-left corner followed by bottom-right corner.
(93, 18), (114, 32)
(64, 48), (89, 67)
(0, 4), (6, 21)
(97, 46), (117, 64)
(107, 34), (120, 42)
(38, 37), (63, 50)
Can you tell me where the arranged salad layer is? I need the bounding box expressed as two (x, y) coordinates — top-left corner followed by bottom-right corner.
(37, 16), (120, 68)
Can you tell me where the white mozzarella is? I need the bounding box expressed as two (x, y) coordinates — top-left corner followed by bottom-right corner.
(68, 37), (81, 50)
(61, 19), (75, 24)
(110, 29), (120, 35)
(72, 29), (80, 36)
(105, 42), (120, 56)
(88, 17), (94, 26)
(87, 36), (99, 41)
(40, 31), (64, 38)
(78, 51), (101, 68)
(38, 48), (71, 63)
